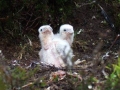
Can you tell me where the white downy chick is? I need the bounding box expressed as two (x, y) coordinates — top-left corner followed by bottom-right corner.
(55, 24), (74, 46)
(53, 37), (73, 69)
(38, 25), (65, 68)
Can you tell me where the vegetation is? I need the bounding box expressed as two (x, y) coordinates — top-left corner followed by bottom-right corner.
(0, 0), (120, 90)
(104, 57), (120, 89)
(0, 0), (74, 44)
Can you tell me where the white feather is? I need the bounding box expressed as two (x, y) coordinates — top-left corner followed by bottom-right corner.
(38, 25), (65, 68)
(53, 37), (73, 68)
(54, 24), (74, 46)
(38, 25), (73, 69)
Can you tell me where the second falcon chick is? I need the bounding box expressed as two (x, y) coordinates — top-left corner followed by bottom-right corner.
(55, 24), (74, 46)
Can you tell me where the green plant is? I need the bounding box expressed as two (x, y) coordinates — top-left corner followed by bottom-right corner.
(0, 0), (75, 44)
(0, 70), (7, 90)
(105, 57), (120, 89)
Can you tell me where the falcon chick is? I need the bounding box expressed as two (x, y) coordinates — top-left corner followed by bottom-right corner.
(38, 25), (65, 68)
(55, 24), (74, 46)
(53, 37), (73, 69)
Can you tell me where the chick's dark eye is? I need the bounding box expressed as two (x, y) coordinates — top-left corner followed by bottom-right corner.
(64, 29), (66, 31)
(40, 29), (42, 31)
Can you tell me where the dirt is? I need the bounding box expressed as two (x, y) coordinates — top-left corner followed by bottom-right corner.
(0, 2), (120, 90)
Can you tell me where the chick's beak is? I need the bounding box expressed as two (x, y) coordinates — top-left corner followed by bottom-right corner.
(43, 28), (51, 34)
(67, 30), (74, 35)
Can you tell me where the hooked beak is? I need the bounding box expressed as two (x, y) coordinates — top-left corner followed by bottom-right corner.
(67, 29), (74, 35)
(43, 28), (51, 33)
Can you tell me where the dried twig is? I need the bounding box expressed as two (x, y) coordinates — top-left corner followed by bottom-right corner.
(74, 0), (96, 8)
(16, 78), (40, 90)
(66, 72), (82, 81)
